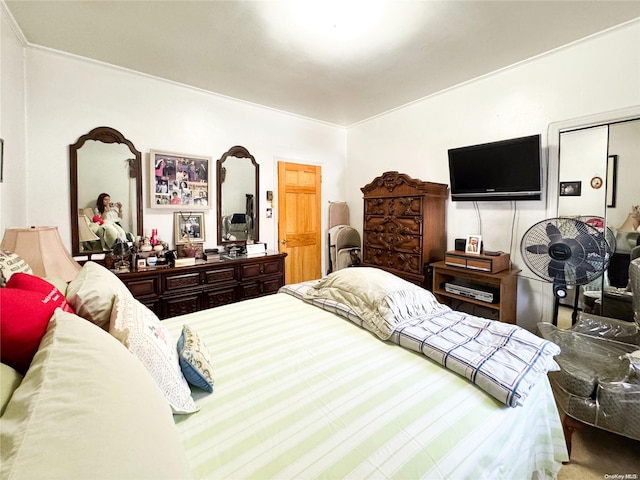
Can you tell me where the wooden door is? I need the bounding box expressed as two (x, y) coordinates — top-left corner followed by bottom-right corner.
(277, 162), (322, 284)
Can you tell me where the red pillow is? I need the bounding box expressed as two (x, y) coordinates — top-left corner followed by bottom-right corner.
(6, 273), (74, 314)
(0, 288), (61, 373)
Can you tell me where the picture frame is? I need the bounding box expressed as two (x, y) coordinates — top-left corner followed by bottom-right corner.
(137, 258), (147, 269)
(177, 242), (204, 259)
(465, 235), (481, 255)
(559, 181), (581, 197)
(150, 150), (211, 209)
(606, 155), (617, 208)
(174, 212), (206, 244)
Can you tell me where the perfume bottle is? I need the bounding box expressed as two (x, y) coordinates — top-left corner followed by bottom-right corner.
(150, 229), (158, 246)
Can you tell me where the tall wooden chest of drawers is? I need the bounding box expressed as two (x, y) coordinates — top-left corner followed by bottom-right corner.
(361, 171), (448, 287)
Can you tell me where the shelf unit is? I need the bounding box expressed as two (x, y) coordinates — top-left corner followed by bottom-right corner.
(430, 260), (520, 323)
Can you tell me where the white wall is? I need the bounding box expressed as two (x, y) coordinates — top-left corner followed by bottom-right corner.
(558, 126), (608, 218)
(608, 119), (640, 229)
(3, 5), (639, 330)
(0, 5), (27, 235)
(346, 21), (640, 329)
(20, 48), (346, 264)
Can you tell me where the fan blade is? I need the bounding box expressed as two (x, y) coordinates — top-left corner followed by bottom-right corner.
(548, 259), (566, 281)
(526, 244), (549, 255)
(575, 233), (601, 255)
(546, 223), (562, 243)
(574, 263), (596, 285)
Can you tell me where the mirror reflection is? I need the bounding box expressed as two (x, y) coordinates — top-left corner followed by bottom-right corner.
(70, 127), (142, 256)
(558, 118), (640, 321)
(216, 146), (259, 244)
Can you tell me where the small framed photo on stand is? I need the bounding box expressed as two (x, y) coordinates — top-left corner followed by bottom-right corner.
(465, 235), (482, 255)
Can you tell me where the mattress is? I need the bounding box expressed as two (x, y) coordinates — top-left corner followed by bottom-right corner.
(164, 292), (568, 479)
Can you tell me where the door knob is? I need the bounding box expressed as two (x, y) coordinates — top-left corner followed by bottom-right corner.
(281, 239), (287, 245)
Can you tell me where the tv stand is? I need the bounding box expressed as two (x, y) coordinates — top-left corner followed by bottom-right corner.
(430, 261), (520, 323)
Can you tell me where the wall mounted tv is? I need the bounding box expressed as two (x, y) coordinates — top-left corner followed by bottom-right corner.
(448, 134), (542, 202)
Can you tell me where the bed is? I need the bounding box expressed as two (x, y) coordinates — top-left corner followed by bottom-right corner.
(0, 262), (568, 479)
(164, 268), (568, 479)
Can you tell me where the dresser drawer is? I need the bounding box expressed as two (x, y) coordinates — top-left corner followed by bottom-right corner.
(365, 217), (421, 235)
(240, 259), (282, 279)
(202, 266), (236, 285)
(163, 272), (201, 292)
(121, 276), (159, 297)
(239, 274), (284, 299)
(363, 232), (422, 252)
(162, 292), (200, 318)
(202, 286), (237, 309)
(364, 196), (423, 217)
(363, 247), (422, 275)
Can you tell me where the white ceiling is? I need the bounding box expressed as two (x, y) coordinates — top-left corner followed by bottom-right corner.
(5, 1), (640, 126)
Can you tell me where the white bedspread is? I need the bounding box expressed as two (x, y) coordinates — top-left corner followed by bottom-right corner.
(164, 292), (567, 479)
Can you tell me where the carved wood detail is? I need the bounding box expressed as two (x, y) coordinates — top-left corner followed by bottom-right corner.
(361, 172), (448, 286)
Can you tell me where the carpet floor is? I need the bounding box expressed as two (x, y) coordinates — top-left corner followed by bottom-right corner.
(557, 418), (640, 479)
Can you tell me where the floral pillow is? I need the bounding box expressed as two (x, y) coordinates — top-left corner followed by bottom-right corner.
(109, 291), (198, 414)
(177, 325), (215, 393)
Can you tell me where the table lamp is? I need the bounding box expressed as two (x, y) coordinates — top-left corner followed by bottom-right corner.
(1, 226), (81, 281)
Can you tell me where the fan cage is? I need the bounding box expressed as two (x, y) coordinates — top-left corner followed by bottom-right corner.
(520, 217), (613, 286)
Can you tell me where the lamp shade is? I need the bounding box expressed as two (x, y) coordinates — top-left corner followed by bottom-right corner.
(1, 227), (81, 281)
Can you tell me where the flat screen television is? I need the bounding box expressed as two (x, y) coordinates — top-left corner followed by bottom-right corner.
(448, 134), (542, 201)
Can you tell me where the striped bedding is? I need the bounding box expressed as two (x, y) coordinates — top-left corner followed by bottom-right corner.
(284, 281), (560, 408)
(164, 292), (568, 479)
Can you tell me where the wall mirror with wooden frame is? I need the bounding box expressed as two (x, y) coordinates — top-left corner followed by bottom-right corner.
(216, 145), (259, 245)
(69, 126), (143, 256)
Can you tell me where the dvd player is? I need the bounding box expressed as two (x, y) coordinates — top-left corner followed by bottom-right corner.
(444, 279), (499, 304)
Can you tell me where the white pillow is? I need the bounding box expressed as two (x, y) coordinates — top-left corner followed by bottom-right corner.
(0, 363), (23, 417)
(0, 309), (192, 479)
(109, 291), (198, 414)
(66, 261), (129, 329)
(305, 267), (448, 340)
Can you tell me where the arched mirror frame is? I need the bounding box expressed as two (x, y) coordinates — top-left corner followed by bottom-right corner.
(544, 105), (640, 323)
(216, 145), (260, 245)
(69, 126), (143, 256)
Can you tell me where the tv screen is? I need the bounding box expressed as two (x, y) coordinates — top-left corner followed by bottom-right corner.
(448, 134), (541, 201)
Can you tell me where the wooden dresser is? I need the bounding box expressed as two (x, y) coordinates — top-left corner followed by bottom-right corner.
(361, 171), (448, 287)
(117, 252), (286, 319)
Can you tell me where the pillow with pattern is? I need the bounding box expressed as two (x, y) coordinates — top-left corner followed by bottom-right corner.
(177, 325), (215, 393)
(109, 291), (198, 414)
(0, 251), (32, 287)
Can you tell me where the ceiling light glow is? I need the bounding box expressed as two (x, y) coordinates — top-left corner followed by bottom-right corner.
(259, 0), (419, 64)
(287, 0), (385, 41)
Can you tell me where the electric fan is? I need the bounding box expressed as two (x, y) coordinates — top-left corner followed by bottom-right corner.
(520, 217), (615, 323)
